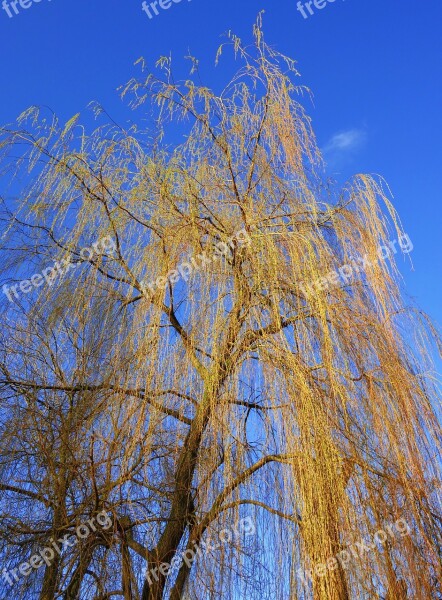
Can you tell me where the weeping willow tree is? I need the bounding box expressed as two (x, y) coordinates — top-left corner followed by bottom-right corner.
(0, 17), (441, 600)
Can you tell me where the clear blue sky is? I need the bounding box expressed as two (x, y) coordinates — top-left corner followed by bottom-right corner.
(0, 0), (441, 338)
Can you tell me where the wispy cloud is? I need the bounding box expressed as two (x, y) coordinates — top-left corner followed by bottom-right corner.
(322, 128), (367, 167)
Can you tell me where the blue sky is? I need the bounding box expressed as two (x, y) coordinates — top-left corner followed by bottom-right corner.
(0, 0), (441, 341)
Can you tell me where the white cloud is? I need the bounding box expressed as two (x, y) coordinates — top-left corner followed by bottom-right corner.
(322, 128), (367, 167)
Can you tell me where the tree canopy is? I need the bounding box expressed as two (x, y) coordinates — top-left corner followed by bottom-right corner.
(0, 18), (441, 600)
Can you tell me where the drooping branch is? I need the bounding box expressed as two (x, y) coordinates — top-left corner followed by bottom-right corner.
(0, 380), (193, 425)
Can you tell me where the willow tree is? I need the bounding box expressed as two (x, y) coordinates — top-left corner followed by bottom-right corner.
(0, 18), (441, 600)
